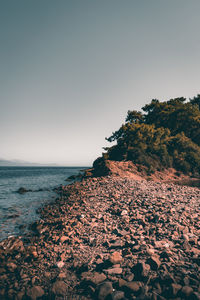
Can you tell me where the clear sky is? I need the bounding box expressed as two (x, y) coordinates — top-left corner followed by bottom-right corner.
(1, 0), (200, 166)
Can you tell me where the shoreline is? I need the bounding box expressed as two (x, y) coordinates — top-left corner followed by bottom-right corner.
(0, 175), (200, 299)
(0, 166), (87, 242)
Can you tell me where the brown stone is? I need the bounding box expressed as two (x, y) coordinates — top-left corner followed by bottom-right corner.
(105, 267), (123, 275)
(171, 283), (182, 296)
(146, 255), (161, 270)
(146, 247), (155, 255)
(98, 281), (113, 300)
(58, 272), (67, 279)
(6, 262), (17, 272)
(10, 238), (25, 252)
(15, 291), (25, 300)
(124, 273), (134, 282)
(32, 251), (38, 258)
(26, 286), (44, 300)
(118, 278), (142, 293)
(109, 252), (123, 264)
(191, 247), (200, 255)
(81, 272), (106, 285)
(109, 240), (123, 249)
(133, 262), (150, 278)
(111, 290), (125, 300)
(60, 236), (69, 243)
(118, 278), (127, 288)
(91, 273), (107, 285)
(51, 280), (67, 296)
(181, 286), (193, 297)
(125, 281), (142, 293)
(7, 289), (15, 298)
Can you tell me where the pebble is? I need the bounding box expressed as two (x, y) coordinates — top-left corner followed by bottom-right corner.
(6, 262), (17, 272)
(181, 285), (194, 297)
(51, 280), (68, 296)
(105, 267), (123, 275)
(56, 261), (65, 268)
(111, 290), (125, 300)
(109, 251), (123, 264)
(146, 255), (161, 270)
(0, 175), (200, 299)
(26, 286), (44, 300)
(97, 281), (113, 300)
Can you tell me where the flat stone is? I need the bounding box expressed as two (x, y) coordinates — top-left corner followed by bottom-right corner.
(91, 273), (107, 285)
(109, 240), (123, 249)
(125, 281), (142, 293)
(81, 272), (107, 285)
(119, 278), (142, 293)
(105, 267), (123, 275)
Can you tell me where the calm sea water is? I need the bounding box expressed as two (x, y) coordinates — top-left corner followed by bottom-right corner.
(0, 166), (85, 241)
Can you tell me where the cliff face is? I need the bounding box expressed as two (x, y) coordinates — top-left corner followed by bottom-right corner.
(85, 158), (198, 183)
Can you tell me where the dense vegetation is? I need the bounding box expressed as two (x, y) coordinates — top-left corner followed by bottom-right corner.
(104, 95), (200, 176)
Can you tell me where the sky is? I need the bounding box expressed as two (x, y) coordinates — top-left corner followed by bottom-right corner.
(1, 0), (200, 166)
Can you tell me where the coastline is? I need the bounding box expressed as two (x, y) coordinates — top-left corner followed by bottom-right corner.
(0, 166), (86, 242)
(0, 173), (200, 299)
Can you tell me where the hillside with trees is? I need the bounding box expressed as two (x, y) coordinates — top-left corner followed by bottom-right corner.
(103, 95), (200, 176)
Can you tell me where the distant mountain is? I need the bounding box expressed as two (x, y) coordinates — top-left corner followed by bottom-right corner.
(0, 159), (58, 166)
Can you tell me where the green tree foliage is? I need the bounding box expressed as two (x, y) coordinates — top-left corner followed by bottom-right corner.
(105, 95), (200, 175)
(190, 94), (200, 110)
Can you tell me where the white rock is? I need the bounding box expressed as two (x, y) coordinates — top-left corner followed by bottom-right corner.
(56, 261), (65, 268)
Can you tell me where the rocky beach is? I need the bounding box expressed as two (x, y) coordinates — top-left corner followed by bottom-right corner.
(0, 171), (200, 299)
(2, 1), (200, 299)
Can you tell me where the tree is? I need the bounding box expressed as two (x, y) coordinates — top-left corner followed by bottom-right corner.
(104, 95), (200, 175)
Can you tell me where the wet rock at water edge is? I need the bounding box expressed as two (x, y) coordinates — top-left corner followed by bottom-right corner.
(17, 187), (32, 194)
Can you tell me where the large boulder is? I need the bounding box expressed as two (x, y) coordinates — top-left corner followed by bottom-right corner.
(92, 157), (111, 177)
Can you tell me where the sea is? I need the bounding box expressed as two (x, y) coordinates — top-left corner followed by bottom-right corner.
(0, 166), (86, 241)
